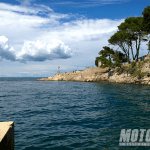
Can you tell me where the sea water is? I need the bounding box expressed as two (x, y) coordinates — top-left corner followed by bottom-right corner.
(0, 77), (150, 150)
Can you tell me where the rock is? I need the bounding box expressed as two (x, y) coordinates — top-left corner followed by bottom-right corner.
(147, 73), (150, 77)
(141, 63), (150, 73)
(143, 77), (150, 81)
(108, 70), (115, 77)
(144, 54), (150, 61)
(137, 75), (141, 79)
(37, 62), (150, 85)
(127, 68), (136, 74)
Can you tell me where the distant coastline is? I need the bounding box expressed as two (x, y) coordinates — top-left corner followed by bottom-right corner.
(37, 54), (150, 85)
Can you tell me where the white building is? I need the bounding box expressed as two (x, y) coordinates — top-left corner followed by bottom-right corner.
(98, 60), (102, 67)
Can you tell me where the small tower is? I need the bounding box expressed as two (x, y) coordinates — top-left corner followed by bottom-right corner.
(58, 66), (60, 74)
(98, 60), (102, 67)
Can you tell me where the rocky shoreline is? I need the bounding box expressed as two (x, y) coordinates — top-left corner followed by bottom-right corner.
(37, 62), (150, 85)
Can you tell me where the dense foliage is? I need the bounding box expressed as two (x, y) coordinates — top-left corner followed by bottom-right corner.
(112, 50), (127, 67)
(97, 46), (114, 68)
(109, 17), (148, 62)
(96, 5), (150, 67)
(142, 6), (150, 33)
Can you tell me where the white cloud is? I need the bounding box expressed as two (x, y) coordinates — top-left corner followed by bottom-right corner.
(34, 4), (53, 12)
(0, 36), (16, 61)
(50, 0), (129, 7)
(1, 2), (146, 77)
(39, 18), (124, 43)
(0, 2), (53, 15)
(0, 3), (125, 66)
(0, 36), (72, 62)
(0, 3), (37, 14)
(16, 39), (72, 62)
(0, 3), (124, 44)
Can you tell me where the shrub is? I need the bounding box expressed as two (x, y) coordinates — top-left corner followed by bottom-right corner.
(108, 70), (115, 77)
(116, 67), (125, 75)
(126, 68), (136, 74)
(115, 67), (120, 72)
(138, 62), (144, 68)
(131, 61), (136, 68)
(131, 70), (147, 77)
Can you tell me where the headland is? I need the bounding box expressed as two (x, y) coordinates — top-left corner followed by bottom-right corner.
(37, 54), (150, 85)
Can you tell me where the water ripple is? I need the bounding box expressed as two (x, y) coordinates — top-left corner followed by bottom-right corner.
(0, 78), (150, 149)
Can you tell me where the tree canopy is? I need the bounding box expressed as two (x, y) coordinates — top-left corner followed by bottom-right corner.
(108, 30), (135, 63)
(97, 46), (114, 68)
(108, 17), (148, 62)
(112, 50), (127, 67)
(142, 5), (150, 54)
(142, 5), (150, 33)
(95, 5), (150, 68)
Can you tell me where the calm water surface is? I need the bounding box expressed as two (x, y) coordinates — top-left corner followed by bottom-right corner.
(0, 77), (150, 150)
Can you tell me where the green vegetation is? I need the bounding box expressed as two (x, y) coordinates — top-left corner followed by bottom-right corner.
(112, 59), (150, 78)
(143, 59), (149, 63)
(98, 46), (114, 68)
(95, 5), (150, 68)
(131, 62), (136, 68)
(108, 31), (134, 63)
(142, 6), (150, 33)
(131, 70), (147, 77)
(95, 47), (127, 68)
(117, 17), (148, 62)
(137, 61), (144, 68)
(112, 50), (127, 67)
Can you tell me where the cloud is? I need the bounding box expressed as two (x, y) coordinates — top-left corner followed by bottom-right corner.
(0, 36), (72, 62)
(16, 39), (72, 62)
(43, 19), (124, 42)
(0, 36), (16, 61)
(34, 4), (53, 12)
(50, 0), (129, 7)
(0, 2), (137, 77)
(0, 2), (53, 15)
(0, 3), (125, 62)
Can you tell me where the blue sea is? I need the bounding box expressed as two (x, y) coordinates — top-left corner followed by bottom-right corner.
(0, 77), (150, 150)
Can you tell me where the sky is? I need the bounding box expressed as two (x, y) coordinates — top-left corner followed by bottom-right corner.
(0, 0), (149, 77)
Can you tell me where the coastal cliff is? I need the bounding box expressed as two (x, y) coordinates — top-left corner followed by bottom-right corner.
(37, 54), (150, 85)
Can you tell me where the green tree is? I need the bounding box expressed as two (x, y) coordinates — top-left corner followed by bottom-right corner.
(108, 31), (135, 63)
(112, 50), (127, 67)
(96, 46), (114, 68)
(118, 17), (148, 62)
(95, 57), (100, 67)
(142, 5), (150, 54)
(142, 5), (150, 33)
(109, 17), (148, 63)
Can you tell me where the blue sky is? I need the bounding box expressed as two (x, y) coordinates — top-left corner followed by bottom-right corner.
(0, 0), (149, 77)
